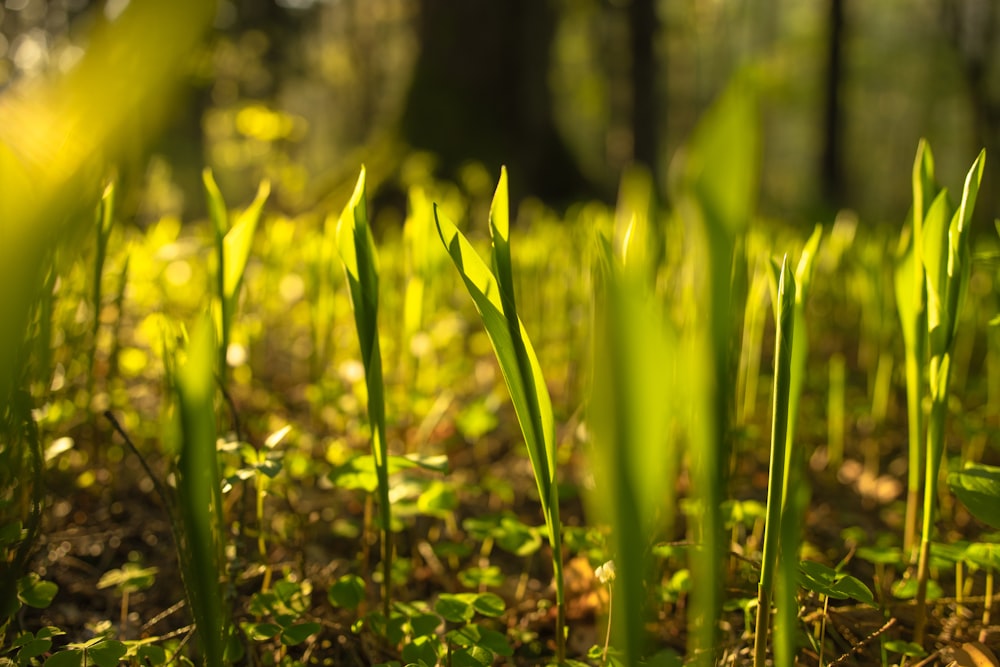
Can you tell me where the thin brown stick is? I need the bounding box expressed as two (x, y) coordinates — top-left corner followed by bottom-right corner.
(828, 617), (898, 667)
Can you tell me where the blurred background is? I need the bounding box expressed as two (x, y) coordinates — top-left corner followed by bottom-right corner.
(1, 0), (997, 227)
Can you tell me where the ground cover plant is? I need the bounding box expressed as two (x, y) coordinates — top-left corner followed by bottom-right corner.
(5, 29), (1000, 667)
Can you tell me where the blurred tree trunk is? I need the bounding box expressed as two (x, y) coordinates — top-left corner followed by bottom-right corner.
(400, 0), (592, 202)
(630, 0), (660, 193)
(821, 0), (846, 209)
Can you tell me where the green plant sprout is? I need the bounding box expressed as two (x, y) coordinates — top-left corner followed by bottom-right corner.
(174, 313), (230, 667)
(895, 139), (933, 558)
(911, 145), (985, 644)
(97, 561), (159, 638)
(222, 424), (292, 592)
(435, 167), (567, 662)
(772, 226), (822, 667)
(754, 255), (795, 667)
(203, 168), (270, 383)
(243, 577), (321, 659)
(335, 166), (393, 621)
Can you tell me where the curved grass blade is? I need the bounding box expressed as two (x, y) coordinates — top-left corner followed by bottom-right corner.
(434, 169), (565, 660)
(335, 167), (392, 619)
(174, 313), (228, 666)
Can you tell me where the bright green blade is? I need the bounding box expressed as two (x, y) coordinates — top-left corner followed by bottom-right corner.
(335, 167), (391, 616)
(174, 313), (226, 667)
(776, 235), (815, 667)
(203, 168), (228, 241)
(337, 168), (382, 367)
(486, 168), (557, 490)
(434, 206), (555, 508)
(335, 166), (386, 466)
(894, 226), (926, 355)
(912, 139), (936, 241)
(223, 179), (270, 300)
(436, 181), (564, 659)
(943, 150), (985, 345)
(922, 189), (953, 357)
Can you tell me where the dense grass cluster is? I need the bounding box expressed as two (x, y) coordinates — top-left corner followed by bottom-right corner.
(3, 29), (1000, 667)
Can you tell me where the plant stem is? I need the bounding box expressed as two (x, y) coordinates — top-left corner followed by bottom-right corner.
(601, 584), (614, 666)
(257, 476), (271, 593)
(902, 332), (924, 558)
(914, 361), (950, 644)
(981, 566), (993, 643)
(754, 257), (795, 667)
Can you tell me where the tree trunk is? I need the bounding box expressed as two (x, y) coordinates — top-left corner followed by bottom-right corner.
(821, 0), (846, 209)
(629, 0), (660, 192)
(400, 0), (592, 203)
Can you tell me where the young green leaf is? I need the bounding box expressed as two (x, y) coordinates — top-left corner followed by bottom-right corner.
(223, 179), (270, 301)
(336, 166), (392, 619)
(435, 594), (475, 624)
(434, 172), (566, 660)
(328, 574), (365, 610)
(17, 574), (57, 609)
(948, 463), (1000, 529)
(280, 622), (320, 646)
(796, 561), (874, 605)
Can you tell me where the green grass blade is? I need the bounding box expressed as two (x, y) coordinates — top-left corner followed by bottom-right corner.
(754, 255), (796, 667)
(486, 168), (556, 498)
(203, 171), (270, 380)
(773, 227), (821, 667)
(591, 235), (680, 664)
(894, 225), (928, 556)
(922, 189), (954, 356)
(434, 206), (556, 515)
(943, 150), (985, 346)
(203, 168), (228, 241)
(174, 313), (227, 667)
(335, 167), (391, 618)
(912, 139), (936, 261)
(223, 179), (270, 302)
(203, 168), (229, 374)
(434, 189), (564, 660)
